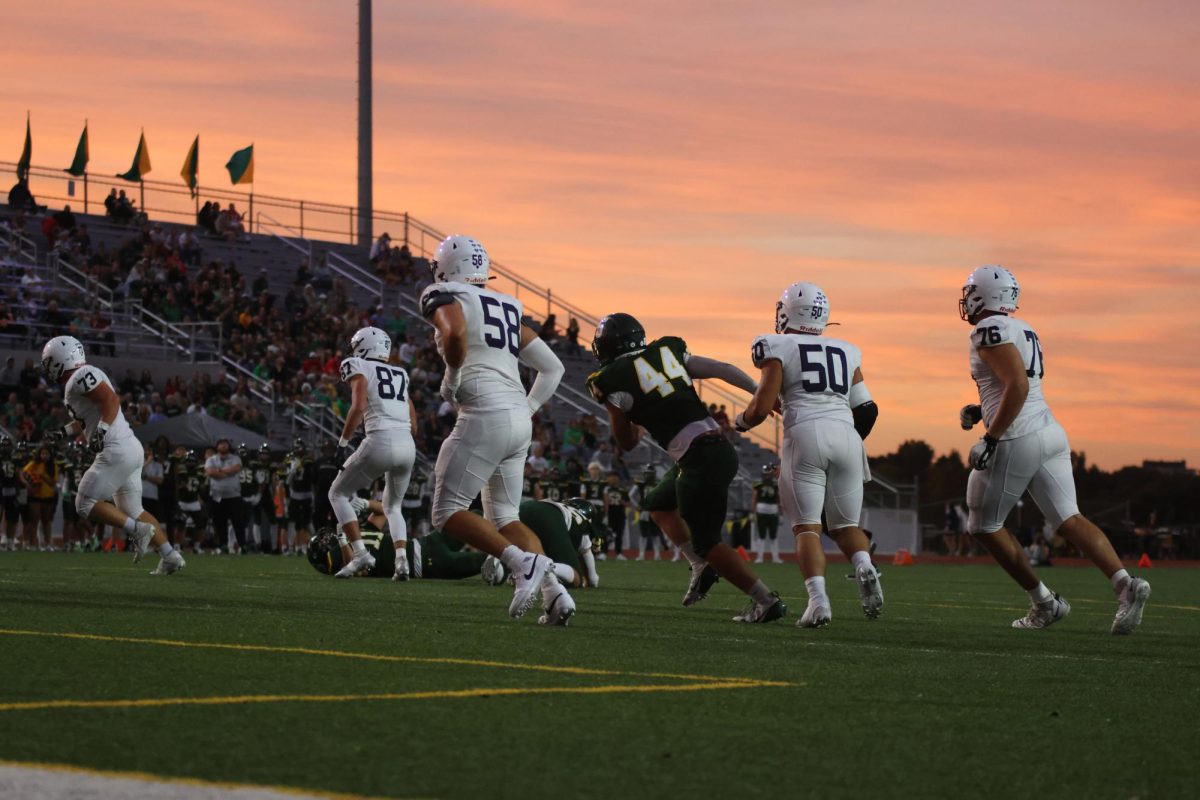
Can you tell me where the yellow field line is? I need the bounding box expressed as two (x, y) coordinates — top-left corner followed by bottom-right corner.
(0, 758), (398, 799)
(0, 628), (791, 687)
(0, 680), (794, 714)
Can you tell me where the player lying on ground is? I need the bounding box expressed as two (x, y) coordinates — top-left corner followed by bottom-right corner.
(587, 313), (787, 623)
(958, 265), (1149, 634)
(481, 499), (604, 590)
(737, 281), (882, 628)
(40, 336), (185, 575)
(329, 326), (418, 580)
(421, 235), (575, 624)
(308, 519), (486, 581)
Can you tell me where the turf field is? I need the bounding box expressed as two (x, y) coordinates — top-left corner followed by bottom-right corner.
(0, 553), (1196, 799)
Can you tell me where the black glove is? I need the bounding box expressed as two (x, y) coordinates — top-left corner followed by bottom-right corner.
(968, 434), (998, 471)
(959, 404), (983, 430)
(89, 422), (110, 454)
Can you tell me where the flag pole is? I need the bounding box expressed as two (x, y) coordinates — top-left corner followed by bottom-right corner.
(84, 172), (88, 214)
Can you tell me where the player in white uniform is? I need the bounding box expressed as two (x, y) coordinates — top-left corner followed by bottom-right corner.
(419, 235), (575, 624)
(40, 336), (185, 575)
(736, 282), (882, 627)
(328, 326), (418, 580)
(958, 266), (1150, 634)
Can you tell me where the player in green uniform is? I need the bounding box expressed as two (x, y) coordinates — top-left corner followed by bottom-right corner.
(308, 523), (487, 580)
(0, 436), (25, 550)
(586, 313), (786, 623)
(482, 498), (602, 589)
(59, 442), (94, 551)
(752, 463), (782, 563)
(630, 465), (667, 560)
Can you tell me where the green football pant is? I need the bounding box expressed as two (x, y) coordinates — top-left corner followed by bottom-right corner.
(641, 435), (739, 557)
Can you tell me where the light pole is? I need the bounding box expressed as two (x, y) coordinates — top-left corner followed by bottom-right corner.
(357, 0), (373, 246)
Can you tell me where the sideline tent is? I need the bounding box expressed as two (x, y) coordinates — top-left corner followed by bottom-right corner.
(131, 413), (270, 451)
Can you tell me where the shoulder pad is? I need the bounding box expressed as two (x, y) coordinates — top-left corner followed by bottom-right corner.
(750, 335), (780, 368)
(419, 286), (457, 319)
(972, 317), (1014, 347)
(585, 369), (606, 402)
(67, 365), (104, 394)
(339, 357), (364, 382)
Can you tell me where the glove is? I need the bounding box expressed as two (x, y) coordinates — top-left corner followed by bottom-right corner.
(734, 412), (751, 433)
(959, 404), (983, 430)
(968, 434), (999, 471)
(349, 496), (370, 516)
(88, 421), (110, 453)
(439, 368), (460, 406)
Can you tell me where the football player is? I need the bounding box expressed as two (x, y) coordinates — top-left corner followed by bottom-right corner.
(173, 450), (207, 551)
(737, 283), (882, 628)
(329, 326), (418, 580)
(0, 436), (24, 550)
(587, 313), (786, 623)
(40, 336), (184, 574)
(956, 266), (1150, 633)
(285, 439), (316, 555)
(308, 519), (486, 582)
(751, 464), (782, 564)
(420, 235), (575, 623)
(629, 465), (666, 561)
(482, 497), (603, 591)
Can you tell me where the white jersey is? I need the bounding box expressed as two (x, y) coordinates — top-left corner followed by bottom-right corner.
(339, 357), (412, 434)
(969, 315), (1056, 440)
(751, 333), (863, 430)
(420, 281), (527, 413)
(64, 365), (133, 441)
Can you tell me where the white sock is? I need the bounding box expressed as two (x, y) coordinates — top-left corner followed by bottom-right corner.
(1110, 569), (1130, 592)
(1029, 582), (1053, 603)
(678, 540), (705, 567)
(393, 539), (408, 555)
(158, 542), (174, 557)
(553, 563), (576, 584)
(581, 549), (599, 584)
(804, 576), (827, 602)
(748, 579), (775, 606)
(351, 540), (366, 555)
(122, 517), (137, 535)
(500, 545), (525, 572)
(850, 550), (872, 571)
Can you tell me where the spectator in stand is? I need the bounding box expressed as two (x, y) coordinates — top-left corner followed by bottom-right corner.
(712, 404), (732, 434)
(8, 178), (40, 212)
(107, 190), (135, 224)
(40, 211), (58, 250)
(177, 229), (202, 266)
(312, 254), (333, 292)
(369, 232), (392, 268)
(565, 316), (581, 357)
(197, 201), (217, 234)
(539, 313), (560, 348)
(216, 203), (244, 241)
(53, 204), (76, 233)
(251, 268), (269, 296)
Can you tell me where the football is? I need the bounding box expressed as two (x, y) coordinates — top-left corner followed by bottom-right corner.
(480, 555), (507, 586)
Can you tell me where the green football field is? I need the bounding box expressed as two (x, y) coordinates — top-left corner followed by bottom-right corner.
(0, 552), (1196, 799)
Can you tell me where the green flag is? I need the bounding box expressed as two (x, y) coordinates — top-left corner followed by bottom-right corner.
(65, 122), (89, 177)
(180, 135), (199, 197)
(16, 112), (31, 181)
(116, 131), (152, 181)
(225, 144), (254, 185)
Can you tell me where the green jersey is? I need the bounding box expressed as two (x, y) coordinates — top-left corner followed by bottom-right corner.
(753, 479), (780, 511)
(587, 336), (710, 457)
(538, 479), (566, 503)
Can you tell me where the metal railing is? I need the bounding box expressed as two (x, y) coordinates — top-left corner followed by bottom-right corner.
(255, 211), (313, 265)
(326, 251), (383, 304)
(221, 356), (276, 409)
(0, 225), (38, 263)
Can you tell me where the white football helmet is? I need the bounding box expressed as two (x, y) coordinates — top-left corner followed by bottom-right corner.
(959, 265), (1019, 321)
(431, 235), (489, 285)
(775, 282), (830, 335)
(349, 326), (391, 361)
(41, 336), (86, 382)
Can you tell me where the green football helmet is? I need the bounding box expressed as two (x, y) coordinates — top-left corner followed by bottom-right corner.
(591, 312), (646, 365)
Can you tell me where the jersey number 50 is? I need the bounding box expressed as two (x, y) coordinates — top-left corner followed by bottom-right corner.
(480, 297), (521, 355)
(797, 344), (849, 394)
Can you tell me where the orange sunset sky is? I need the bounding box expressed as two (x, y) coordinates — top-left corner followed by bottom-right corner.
(3, 1), (1198, 469)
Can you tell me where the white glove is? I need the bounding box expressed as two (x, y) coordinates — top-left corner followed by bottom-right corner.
(959, 404), (982, 430)
(349, 496), (369, 515)
(734, 412), (751, 432)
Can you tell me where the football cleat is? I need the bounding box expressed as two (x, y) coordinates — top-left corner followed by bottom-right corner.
(1111, 577), (1151, 636)
(509, 553), (550, 618)
(732, 592), (787, 623)
(538, 572), (576, 626)
(130, 522), (156, 564)
(856, 564), (884, 620)
(682, 562), (720, 607)
(797, 598), (832, 628)
(334, 549), (375, 578)
(393, 550), (410, 582)
(1012, 593), (1070, 630)
(150, 550), (186, 576)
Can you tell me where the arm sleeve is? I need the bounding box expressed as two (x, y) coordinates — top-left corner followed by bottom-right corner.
(848, 380), (873, 407)
(685, 354), (757, 394)
(518, 337), (564, 413)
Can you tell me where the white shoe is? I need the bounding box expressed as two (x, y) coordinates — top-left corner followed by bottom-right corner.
(670, 551), (680, 562)
(754, 556), (764, 564)
(150, 550), (186, 576)
(797, 598), (832, 628)
(393, 550), (410, 582)
(856, 564), (884, 620)
(509, 553), (550, 618)
(538, 572), (576, 626)
(634, 554), (644, 562)
(732, 592), (787, 623)
(130, 522), (155, 564)
(1111, 577), (1151, 635)
(335, 549), (375, 578)
(1012, 593), (1070, 629)
(615, 554), (627, 561)
(682, 562), (719, 607)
